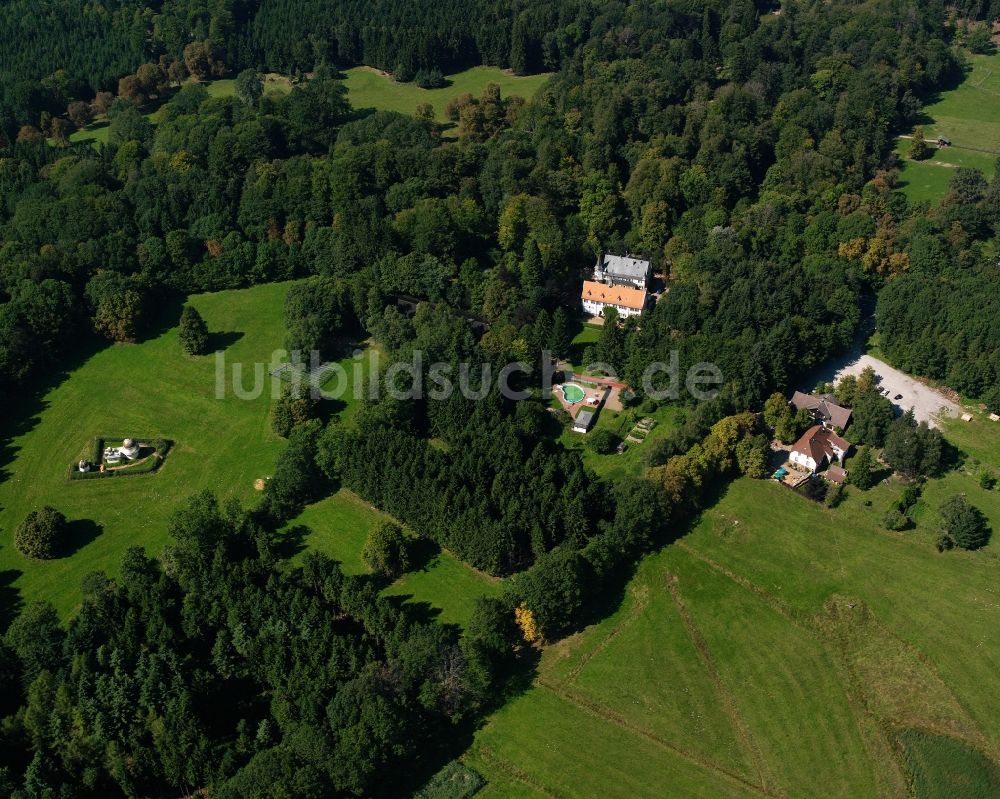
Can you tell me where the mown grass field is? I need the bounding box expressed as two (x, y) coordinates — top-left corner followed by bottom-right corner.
(342, 66), (550, 122)
(68, 67), (547, 146)
(464, 425), (1000, 797)
(0, 282), (292, 617)
(895, 50), (1000, 203)
(283, 489), (500, 628)
(0, 283), (496, 628)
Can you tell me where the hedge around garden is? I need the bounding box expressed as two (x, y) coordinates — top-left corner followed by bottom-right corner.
(68, 436), (173, 480)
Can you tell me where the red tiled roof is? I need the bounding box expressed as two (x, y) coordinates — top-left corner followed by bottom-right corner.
(791, 425), (850, 466)
(581, 280), (647, 311)
(825, 465), (848, 484)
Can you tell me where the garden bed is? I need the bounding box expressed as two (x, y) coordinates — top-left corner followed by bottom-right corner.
(69, 436), (173, 480)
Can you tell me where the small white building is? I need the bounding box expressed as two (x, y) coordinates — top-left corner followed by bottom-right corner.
(789, 425), (850, 472)
(594, 253), (650, 289)
(581, 280), (648, 319)
(120, 438), (140, 459)
(104, 438), (140, 465)
(572, 410), (596, 433)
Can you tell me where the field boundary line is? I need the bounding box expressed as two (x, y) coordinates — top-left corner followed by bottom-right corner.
(818, 598), (999, 762)
(673, 545), (909, 791)
(674, 543), (806, 628)
(470, 748), (565, 798)
(563, 586), (649, 684)
(662, 569), (785, 798)
(537, 678), (778, 799)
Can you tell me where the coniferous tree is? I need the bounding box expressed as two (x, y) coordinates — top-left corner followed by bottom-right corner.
(849, 445), (876, 490)
(939, 495), (991, 550)
(178, 306), (210, 355)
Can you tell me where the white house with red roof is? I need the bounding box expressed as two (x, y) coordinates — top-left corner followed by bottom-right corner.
(581, 280), (648, 319)
(789, 425), (850, 472)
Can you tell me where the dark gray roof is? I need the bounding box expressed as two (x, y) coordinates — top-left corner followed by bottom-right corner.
(574, 410), (595, 428)
(599, 253), (650, 280)
(790, 391), (852, 429)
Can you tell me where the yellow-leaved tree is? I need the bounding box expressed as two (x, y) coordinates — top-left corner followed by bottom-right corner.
(514, 602), (540, 643)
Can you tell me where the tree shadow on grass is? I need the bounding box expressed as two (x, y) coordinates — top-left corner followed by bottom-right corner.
(273, 524), (311, 559)
(383, 594), (443, 626)
(0, 567), (23, 634)
(63, 518), (104, 557)
(207, 330), (244, 352)
(406, 537), (441, 573)
(0, 333), (108, 486)
(139, 293), (185, 342)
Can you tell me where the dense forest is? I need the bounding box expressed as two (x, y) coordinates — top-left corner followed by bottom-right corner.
(875, 166), (1000, 412)
(0, 492), (502, 797)
(2, 0), (997, 795)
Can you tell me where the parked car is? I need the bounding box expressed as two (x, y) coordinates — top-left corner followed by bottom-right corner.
(894, 393), (903, 400)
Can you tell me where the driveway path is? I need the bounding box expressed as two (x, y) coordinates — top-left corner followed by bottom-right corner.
(804, 352), (960, 427)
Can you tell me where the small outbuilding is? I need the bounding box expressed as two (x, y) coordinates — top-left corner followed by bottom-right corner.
(572, 410), (596, 434)
(824, 465), (848, 485)
(120, 438), (140, 460)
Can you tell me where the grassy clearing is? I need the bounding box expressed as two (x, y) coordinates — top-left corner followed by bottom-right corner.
(204, 73), (294, 100)
(566, 322), (603, 371)
(895, 50), (1000, 203)
(897, 730), (1000, 799)
(469, 419), (1000, 796)
(920, 51), (1000, 152)
(284, 489), (501, 628)
(0, 283), (291, 618)
(284, 489), (389, 575)
(386, 550), (502, 628)
(893, 138), (996, 205)
(342, 66), (550, 122)
(557, 402), (681, 480)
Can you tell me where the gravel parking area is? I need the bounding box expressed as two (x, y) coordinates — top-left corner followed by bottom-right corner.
(817, 353), (960, 427)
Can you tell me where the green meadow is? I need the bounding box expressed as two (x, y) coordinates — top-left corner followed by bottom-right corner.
(895, 50), (1000, 203)
(464, 424), (1000, 797)
(0, 282), (290, 616)
(283, 489), (500, 628)
(68, 67), (548, 146)
(341, 66), (550, 122)
(0, 282), (496, 627)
